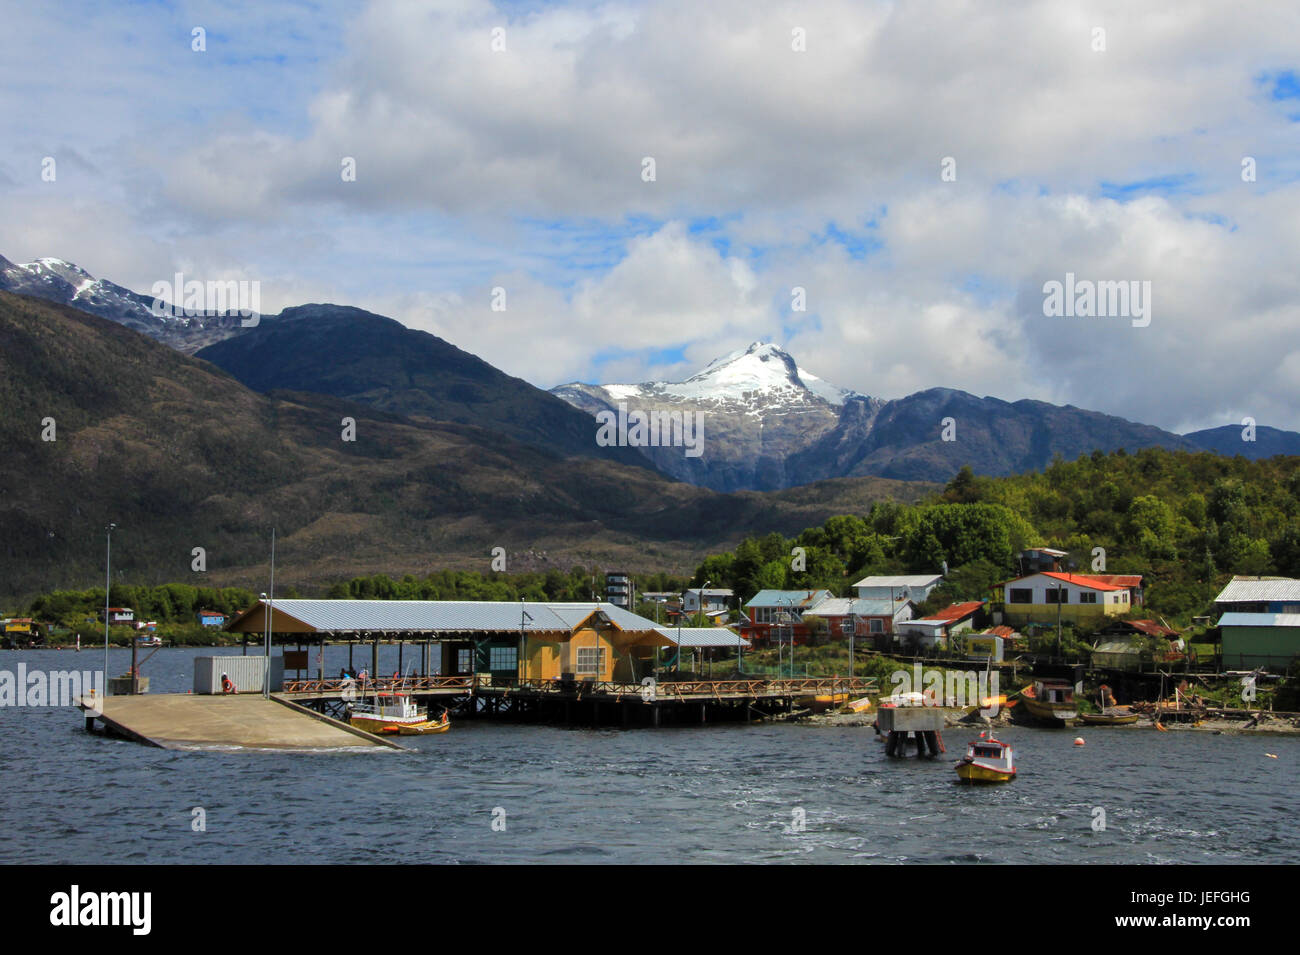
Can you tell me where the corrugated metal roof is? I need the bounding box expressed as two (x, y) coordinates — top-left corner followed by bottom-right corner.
(1215, 577), (1300, 603)
(851, 575), (943, 589)
(745, 589), (833, 609)
(809, 597), (910, 617)
(656, 627), (750, 648)
(848, 598), (912, 616)
(1217, 612), (1300, 628)
(231, 599), (662, 634)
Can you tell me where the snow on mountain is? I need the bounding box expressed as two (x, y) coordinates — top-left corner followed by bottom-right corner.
(569, 342), (859, 413)
(0, 254), (255, 353)
(550, 342), (869, 491)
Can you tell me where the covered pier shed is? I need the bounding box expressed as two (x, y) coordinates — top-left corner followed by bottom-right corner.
(224, 599), (674, 684)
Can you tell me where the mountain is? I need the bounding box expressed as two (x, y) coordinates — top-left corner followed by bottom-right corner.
(194, 305), (654, 468)
(0, 255), (254, 353)
(1183, 424), (1300, 458)
(552, 345), (1222, 488)
(0, 291), (929, 603)
(552, 342), (879, 491)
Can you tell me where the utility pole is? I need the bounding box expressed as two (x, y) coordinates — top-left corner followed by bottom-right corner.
(104, 522), (116, 688)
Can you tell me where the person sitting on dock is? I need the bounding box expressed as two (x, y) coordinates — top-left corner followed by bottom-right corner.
(221, 673), (236, 695)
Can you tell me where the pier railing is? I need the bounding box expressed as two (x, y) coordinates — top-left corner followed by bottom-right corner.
(278, 675), (475, 694)
(277, 674), (878, 701)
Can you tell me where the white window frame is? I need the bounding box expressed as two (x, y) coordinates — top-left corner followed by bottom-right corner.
(576, 646), (606, 676)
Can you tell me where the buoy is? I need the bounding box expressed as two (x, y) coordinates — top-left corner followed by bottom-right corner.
(1073, 737), (1085, 746)
(1265, 753), (1278, 759)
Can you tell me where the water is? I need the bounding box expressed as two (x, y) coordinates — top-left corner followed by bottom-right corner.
(3, 647), (1297, 864)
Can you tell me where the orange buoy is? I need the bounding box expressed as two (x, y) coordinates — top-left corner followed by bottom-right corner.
(1073, 737), (1085, 746)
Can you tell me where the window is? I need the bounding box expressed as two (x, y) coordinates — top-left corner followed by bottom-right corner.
(1008, 588), (1033, 604)
(456, 648), (472, 673)
(869, 619), (884, 634)
(489, 646), (517, 672)
(1079, 591), (1097, 604)
(1044, 588), (1069, 604)
(576, 646), (606, 676)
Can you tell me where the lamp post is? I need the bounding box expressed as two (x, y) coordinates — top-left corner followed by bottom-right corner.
(263, 528), (275, 698)
(104, 522), (116, 687)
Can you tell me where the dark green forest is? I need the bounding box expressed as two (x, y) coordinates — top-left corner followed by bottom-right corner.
(690, 449), (1300, 625)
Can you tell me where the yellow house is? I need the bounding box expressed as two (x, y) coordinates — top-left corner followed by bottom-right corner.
(995, 572), (1130, 626)
(521, 604), (672, 682)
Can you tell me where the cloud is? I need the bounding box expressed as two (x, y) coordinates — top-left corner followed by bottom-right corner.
(2, 0), (1300, 435)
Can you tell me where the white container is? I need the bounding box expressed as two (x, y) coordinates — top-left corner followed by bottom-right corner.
(194, 655), (284, 694)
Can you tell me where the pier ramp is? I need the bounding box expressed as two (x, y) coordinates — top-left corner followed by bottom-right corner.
(81, 693), (400, 750)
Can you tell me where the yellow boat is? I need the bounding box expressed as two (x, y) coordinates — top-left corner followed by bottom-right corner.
(1079, 708), (1139, 726)
(798, 691), (853, 712)
(846, 696), (873, 713)
(1020, 680), (1078, 726)
(348, 692), (450, 735)
(955, 736), (1016, 784)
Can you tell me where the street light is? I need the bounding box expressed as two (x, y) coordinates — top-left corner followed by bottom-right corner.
(104, 522), (116, 688)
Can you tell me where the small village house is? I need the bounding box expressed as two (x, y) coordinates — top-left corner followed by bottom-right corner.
(197, 610), (227, 628)
(682, 588), (733, 615)
(896, 601), (985, 651)
(741, 590), (834, 645)
(1214, 576), (1300, 615)
(851, 574), (944, 604)
(993, 572), (1130, 626)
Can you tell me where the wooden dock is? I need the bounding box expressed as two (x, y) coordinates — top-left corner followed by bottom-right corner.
(278, 675), (879, 727)
(80, 693), (402, 750)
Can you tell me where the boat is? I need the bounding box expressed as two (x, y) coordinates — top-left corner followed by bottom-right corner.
(1079, 708), (1139, 726)
(799, 690), (853, 712)
(134, 635), (162, 648)
(1078, 683), (1138, 725)
(956, 735), (1016, 783)
(1019, 679), (1078, 726)
(846, 696), (873, 713)
(347, 691), (450, 735)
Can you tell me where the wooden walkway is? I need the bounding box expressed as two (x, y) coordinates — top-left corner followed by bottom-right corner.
(278, 674), (877, 703)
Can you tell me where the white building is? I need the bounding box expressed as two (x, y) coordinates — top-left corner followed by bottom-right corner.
(851, 574), (944, 604)
(683, 588), (733, 614)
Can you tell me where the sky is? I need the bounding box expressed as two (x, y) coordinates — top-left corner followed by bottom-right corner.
(3, 0), (1300, 434)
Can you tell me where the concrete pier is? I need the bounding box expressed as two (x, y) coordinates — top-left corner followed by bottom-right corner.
(80, 693), (401, 750)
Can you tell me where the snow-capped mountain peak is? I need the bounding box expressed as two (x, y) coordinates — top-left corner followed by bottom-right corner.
(681, 340), (855, 407)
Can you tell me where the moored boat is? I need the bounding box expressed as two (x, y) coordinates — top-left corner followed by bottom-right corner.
(956, 735), (1016, 783)
(1079, 707), (1139, 726)
(348, 692), (449, 735)
(1020, 679), (1078, 726)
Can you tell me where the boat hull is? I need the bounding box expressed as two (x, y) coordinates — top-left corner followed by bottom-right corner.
(1020, 696), (1077, 725)
(1079, 712), (1139, 726)
(398, 718), (450, 735)
(956, 761), (1016, 783)
(350, 713), (442, 735)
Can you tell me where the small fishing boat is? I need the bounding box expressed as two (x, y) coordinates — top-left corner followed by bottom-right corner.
(348, 691), (449, 735)
(1080, 707), (1139, 726)
(846, 696), (873, 713)
(135, 635), (162, 648)
(1020, 679), (1078, 726)
(799, 690), (853, 712)
(956, 735), (1016, 783)
(1078, 684), (1138, 725)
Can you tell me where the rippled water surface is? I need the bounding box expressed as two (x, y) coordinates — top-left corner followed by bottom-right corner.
(3, 647), (1296, 864)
